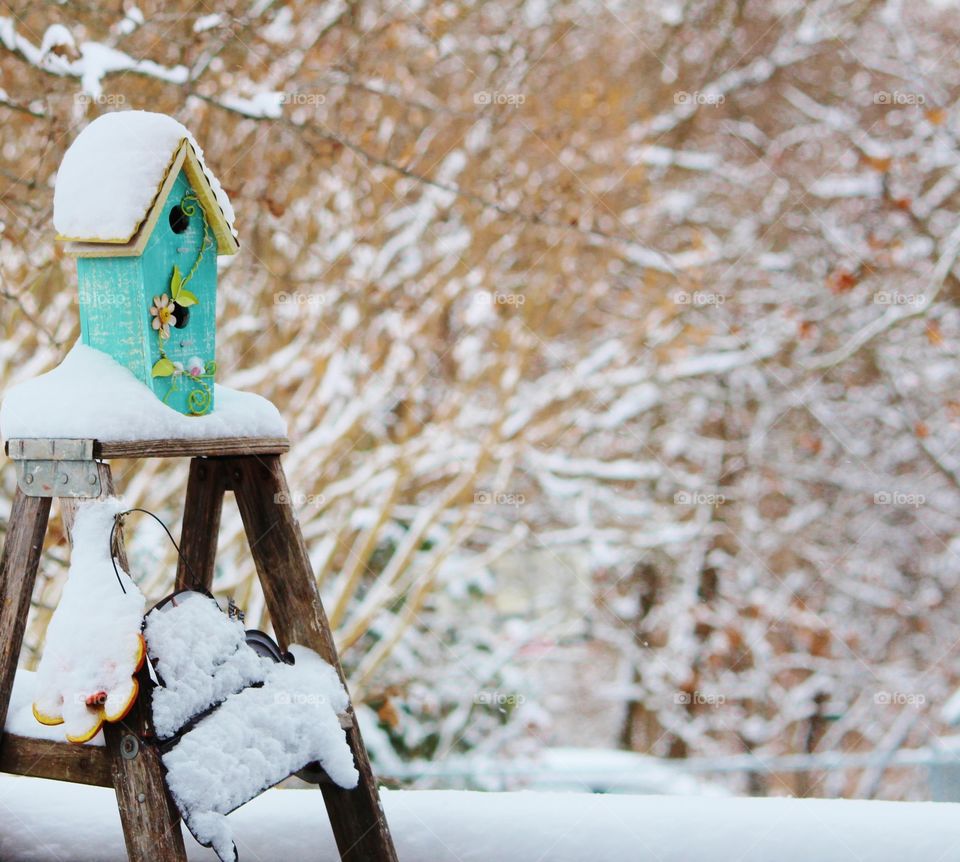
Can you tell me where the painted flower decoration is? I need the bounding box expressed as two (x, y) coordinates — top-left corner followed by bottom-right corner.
(150, 294), (177, 338)
(187, 356), (205, 377)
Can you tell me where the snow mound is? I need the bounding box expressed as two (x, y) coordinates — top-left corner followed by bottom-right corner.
(4, 777), (960, 862)
(0, 342), (286, 442)
(53, 110), (236, 243)
(145, 592), (271, 740)
(160, 645), (357, 862)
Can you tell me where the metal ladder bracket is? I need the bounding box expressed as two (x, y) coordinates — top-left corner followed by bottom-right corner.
(7, 439), (101, 498)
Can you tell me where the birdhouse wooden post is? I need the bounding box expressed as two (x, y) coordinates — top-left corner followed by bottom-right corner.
(53, 111), (240, 416)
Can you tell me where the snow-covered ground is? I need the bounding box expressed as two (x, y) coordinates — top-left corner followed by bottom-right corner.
(2, 774), (960, 861)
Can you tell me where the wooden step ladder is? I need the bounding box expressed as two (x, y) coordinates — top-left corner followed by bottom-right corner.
(0, 435), (398, 862)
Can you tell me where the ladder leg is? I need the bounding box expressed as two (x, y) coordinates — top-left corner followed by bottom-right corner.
(105, 722), (187, 862)
(0, 489), (51, 735)
(62, 465), (188, 862)
(226, 455), (398, 862)
(176, 458), (227, 592)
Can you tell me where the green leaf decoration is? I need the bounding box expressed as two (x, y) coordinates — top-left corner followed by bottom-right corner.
(152, 358), (175, 378)
(170, 265), (183, 300)
(176, 289), (199, 307)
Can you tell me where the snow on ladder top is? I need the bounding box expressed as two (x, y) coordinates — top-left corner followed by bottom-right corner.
(53, 110), (238, 254)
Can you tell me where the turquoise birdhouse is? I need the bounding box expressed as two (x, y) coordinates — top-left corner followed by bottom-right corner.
(53, 111), (239, 416)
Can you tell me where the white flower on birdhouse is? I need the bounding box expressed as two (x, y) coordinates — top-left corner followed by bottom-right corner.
(187, 356), (205, 377)
(150, 294), (177, 338)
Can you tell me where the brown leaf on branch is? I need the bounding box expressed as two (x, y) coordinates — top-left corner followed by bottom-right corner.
(827, 269), (858, 293)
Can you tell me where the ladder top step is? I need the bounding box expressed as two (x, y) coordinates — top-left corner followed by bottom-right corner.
(5, 436), (290, 460)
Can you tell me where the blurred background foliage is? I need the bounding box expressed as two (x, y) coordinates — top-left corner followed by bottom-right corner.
(4, 0), (960, 798)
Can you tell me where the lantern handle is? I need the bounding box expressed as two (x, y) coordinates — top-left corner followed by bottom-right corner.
(109, 508), (200, 595)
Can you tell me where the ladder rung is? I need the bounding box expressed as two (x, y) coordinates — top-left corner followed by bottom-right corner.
(0, 732), (112, 787)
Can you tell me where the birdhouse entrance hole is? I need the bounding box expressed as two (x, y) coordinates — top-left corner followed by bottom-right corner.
(169, 205), (189, 234)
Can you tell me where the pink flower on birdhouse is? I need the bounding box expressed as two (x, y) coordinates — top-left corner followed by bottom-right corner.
(187, 356), (205, 377)
(150, 294), (176, 338)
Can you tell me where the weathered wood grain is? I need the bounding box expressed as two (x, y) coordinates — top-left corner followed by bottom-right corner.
(106, 725), (187, 862)
(0, 490), (51, 738)
(227, 455), (398, 862)
(176, 458), (227, 591)
(0, 733), (112, 787)
(5, 436), (290, 461)
(93, 436), (290, 459)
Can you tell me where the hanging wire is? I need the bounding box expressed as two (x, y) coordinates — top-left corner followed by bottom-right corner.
(109, 508), (200, 595)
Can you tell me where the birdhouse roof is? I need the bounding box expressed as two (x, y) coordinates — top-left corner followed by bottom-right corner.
(53, 111), (239, 256)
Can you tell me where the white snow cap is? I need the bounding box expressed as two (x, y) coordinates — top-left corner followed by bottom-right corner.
(53, 110), (236, 243)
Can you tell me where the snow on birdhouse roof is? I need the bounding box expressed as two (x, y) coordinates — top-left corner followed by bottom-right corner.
(53, 110), (239, 255)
